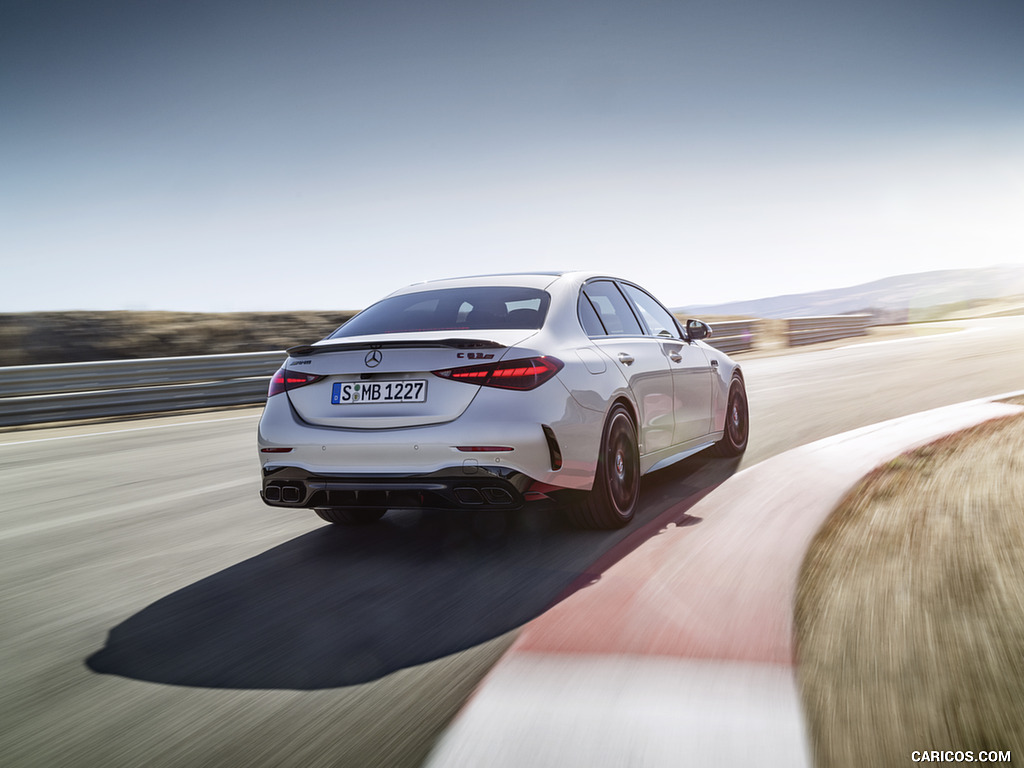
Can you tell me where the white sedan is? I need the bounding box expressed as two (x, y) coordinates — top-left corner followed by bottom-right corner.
(258, 272), (748, 529)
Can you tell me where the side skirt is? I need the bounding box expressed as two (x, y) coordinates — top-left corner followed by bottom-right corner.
(641, 433), (723, 475)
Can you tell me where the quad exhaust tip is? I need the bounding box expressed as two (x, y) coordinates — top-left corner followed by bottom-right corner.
(264, 483), (304, 504)
(454, 487), (515, 506)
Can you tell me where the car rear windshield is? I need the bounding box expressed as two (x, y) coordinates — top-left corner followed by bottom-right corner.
(328, 287), (551, 337)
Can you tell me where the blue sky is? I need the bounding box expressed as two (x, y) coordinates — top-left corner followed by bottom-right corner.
(3, 0), (1023, 311)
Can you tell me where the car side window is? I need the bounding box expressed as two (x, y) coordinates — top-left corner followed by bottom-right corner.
(582, 281), (643, 336)
(620, 284), (682, 339)
(577, 292), (607, 336)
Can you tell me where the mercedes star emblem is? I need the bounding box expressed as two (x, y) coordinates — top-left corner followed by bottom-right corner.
(364, 349), (383, 368)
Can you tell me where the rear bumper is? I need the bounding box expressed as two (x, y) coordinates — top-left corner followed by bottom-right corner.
(261, 465), (533, 511)
(257, 381), (604, 492)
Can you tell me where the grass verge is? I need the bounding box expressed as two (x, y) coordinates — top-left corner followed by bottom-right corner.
(795, 412), (1024, 766)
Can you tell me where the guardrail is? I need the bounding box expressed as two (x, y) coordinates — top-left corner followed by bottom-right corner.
(702, 319), (760, 354)
(0, 351), (284, 428)
(0, 316), (871, 427)
(785, 315), (871, 346)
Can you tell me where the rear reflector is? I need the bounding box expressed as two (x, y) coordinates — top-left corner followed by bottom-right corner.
(260, 447), (294, 453)
(268, 368), (325, 397)
(432, 356), (563, 391)
(456, 446), (514, 452)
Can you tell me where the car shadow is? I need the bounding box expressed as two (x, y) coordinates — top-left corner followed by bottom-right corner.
(87, 454), (740, 690)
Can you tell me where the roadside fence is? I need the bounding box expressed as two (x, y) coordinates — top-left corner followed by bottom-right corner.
(784, 315), (871, 346)
(0, 351), (284, 428)
(0, 315), (877, 427)
(702, 319), (761, 354)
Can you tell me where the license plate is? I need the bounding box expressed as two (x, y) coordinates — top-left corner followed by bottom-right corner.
(331, 380), (427, 404)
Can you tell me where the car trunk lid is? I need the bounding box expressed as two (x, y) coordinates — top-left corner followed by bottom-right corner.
(284, 330), (535, 429)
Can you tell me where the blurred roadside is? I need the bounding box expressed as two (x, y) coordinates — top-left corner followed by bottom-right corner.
(3, 292), (1023, 367)
(797, 403), (1024, 766)
(0, 311), (356, 366)
(696, 292), (1024, 358)
(726, 317), (962, 358)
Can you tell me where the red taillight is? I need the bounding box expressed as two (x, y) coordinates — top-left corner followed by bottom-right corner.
(432, 356), (563, 391)
(268, 368), (325, 397)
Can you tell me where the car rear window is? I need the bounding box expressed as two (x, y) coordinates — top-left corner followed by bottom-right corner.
(328, 287), (551, 337)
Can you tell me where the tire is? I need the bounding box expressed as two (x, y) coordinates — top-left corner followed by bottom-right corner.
(314, 507), (386, 525)
(712, 377), (749, 457)
(567, 404), (640, 529)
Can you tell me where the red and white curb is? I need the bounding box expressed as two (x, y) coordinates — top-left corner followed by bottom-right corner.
(427, 394), (1024, 768)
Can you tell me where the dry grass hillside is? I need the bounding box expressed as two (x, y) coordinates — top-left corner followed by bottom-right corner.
(796, 407), (1024, 766)
(0, 311), (358, 366)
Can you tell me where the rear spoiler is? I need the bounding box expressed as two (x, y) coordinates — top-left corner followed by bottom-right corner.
(286, 338), (507, 357)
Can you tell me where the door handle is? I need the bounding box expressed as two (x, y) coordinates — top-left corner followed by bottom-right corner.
(617, 353), (635, 366)
(668, 351), (682, 363)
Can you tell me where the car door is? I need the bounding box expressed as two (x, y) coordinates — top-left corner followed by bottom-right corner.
(580, 280), (675, 454)
(618, 282), (714, 445)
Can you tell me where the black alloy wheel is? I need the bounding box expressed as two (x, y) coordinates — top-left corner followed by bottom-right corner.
(712, 378), (749, 457)
(568, 404), (640, 529)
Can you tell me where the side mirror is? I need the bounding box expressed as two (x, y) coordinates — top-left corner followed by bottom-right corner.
(686, 319), (712, 341)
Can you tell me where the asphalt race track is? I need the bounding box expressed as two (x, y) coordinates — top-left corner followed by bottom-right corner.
(2, 317), (1024, 768)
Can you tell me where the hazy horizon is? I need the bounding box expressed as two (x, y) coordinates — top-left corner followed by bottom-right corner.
(3, 262), (1022, 316)
(4, 0), (1023, 312)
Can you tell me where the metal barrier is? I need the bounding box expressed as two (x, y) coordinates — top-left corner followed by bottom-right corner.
(785, 315), (871, 346)
(0, 320), (771, 428)
(0, 351), (284, 427)
(702, 319), (760, 354)
(0, 317), (773, 428)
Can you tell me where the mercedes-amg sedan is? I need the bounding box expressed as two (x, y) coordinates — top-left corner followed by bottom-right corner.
(258, 272), (748, 529)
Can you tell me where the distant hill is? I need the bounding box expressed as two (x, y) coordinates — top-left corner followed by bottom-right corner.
(678, 265), (1024, 320)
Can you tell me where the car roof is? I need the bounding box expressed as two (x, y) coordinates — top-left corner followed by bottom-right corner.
(385, 271), (614, 297)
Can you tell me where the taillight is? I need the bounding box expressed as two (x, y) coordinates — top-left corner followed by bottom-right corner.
(432, 356), (563, 391)
(268, 368), (325, 397)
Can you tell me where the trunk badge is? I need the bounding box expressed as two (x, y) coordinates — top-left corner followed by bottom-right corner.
(364, 350), (383, 368)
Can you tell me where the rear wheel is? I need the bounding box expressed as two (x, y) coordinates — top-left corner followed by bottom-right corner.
(314, 508), (386, 525)
(712, 377), (749, 457)
(567, 404), (640, 529)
